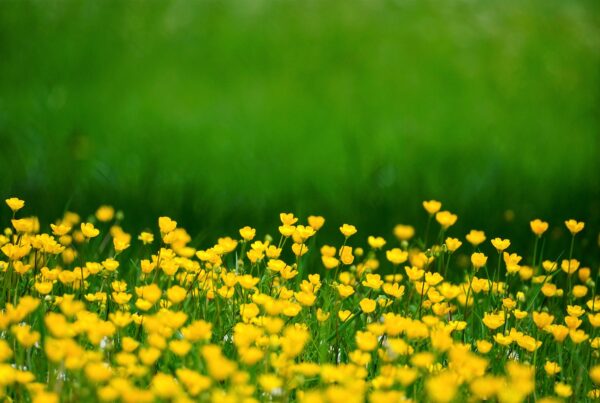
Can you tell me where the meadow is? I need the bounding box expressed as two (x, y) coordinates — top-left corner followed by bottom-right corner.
(1, 0), (599, 401)
(0, 197), (599, 402)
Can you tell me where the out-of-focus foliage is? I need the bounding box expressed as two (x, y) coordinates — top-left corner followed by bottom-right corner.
(0, 0), (598, 243)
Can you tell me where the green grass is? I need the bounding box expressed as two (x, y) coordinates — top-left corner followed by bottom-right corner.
(0, 0), (598, 247)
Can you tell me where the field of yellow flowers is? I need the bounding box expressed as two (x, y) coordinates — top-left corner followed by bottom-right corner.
(1, 197), (599, 402)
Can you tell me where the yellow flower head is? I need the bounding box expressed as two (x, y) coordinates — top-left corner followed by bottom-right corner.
(471, 252), (488, 269)
(359, 298), (377, 314)
(279, 212), (298, 226)
(5, 197), (25, 212)
(530, 219), (549, 236)
(466, 230), (486, 246)
(435, 211), (457, 229)
(339, 224), (357, 238)
(95, 205), (115, 222)
(491, 237), (510, 252)
(564, 219), (584, 235)
(393, 224), (415, 241)
(368, 236), (386, 250)
(239, 226), (256, 241)
(423, 200), (442, 215)
(445, 237), (462, 253)
(307, 215), (325, 230)
(80, 223), (100, 238)
(482, 312), (505, 330)
(386, 248), (408, 265)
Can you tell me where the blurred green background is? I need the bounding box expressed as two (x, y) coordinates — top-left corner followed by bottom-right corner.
(0, 0), (599, 251)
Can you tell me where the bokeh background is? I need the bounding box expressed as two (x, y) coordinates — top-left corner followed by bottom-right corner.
(1, 0), (599, 252)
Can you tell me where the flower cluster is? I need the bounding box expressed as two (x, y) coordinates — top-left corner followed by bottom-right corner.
(0, 197), (598, 402)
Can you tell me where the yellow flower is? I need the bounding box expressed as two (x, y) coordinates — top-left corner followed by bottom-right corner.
(176, 369), (211, 397)
(95, 205), (115, 222)
(396, 366), (418, 386)
(292, 242), (308, 257)
(564, 219), (584, 235)
(139, 347), (161, 366)
(513, 309), (528, 320)
(435, 211), (457, 229)
(564, 315), (582, 329)
(349, 350), (371, 366)
(516, 335), (541, 352)
(80, 222), (100, 238)
(238, 274), (259, 289)
(362, 273), (383, 290)
(546, 324), (569, 342)
(383, 283), (405, 299)
(239, 226), (256, 241)
(393, 224), (415, 241)
(569, 329), (589, 344)
(411, 352), (435, 368)
(561, 259), (579, 275)
(316, 308), (330, 322)
(152, 373), (182, 399)
(84, 362), (112, 383)
(167, 285), (187, 304)
(590, 365), (600, 384)
(423, 200), (442, 215)
(339, 224), (357, 237)
(544, 361), (561, 376)
(158, 216), (177, 234)
(295, 291), (316, 307)
(386, 248), (408, 265)
(368, 236), (386, 249)
(533, 311), (554, 329)
(281, 326), (309, 357)
(121, 337), (139, 352)
(554, 382), (572, 398)
(108, 310), (132, 328)
(491, 237), (510, 252)
(240, 303), (260, 321)
(322, 255), (339, 270)
(476, 340), (493, 353)
(294, 225), (315, 241)
(339, 246), (354, 265)
(445, 237), (462, 252)
(32, 392), (59, 403)
(482, 312), (505, 330)
(279, 225), (295, 237)
(136, 284), (162, 304)
(337, 284), (355, 298)
(466, 230), (486, 246)
(0, 340), (12, 362)
(359, 298), (377, 314)
(355, 331), (378, 351)
(182, 320), (212, 342)
(280, 265), (298, 280)
(530, 219), (549, 236)
(138, 231), (154, 244)
(308, 215), (325, 230)
(5, 197), (25, 212)
(12, 218), (36, 233)
(405, 266), (424, 281)
(338, 310), (353, 322)
(425, 272), (443, 286)
(588, 313), (600, 327)
(169, 339), (192, 356)
(493, 333), (513, 346)
(259, 373), (283, 393)
(50, 223), (71, 236)
(471, 252), (488, 269)
(279, 212), (298, 226)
